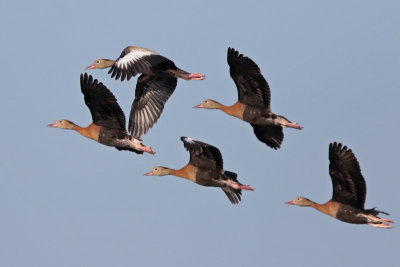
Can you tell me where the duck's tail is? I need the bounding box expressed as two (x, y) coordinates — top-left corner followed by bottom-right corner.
(221, 171), (242, 204)
(366, 207), (390, 216)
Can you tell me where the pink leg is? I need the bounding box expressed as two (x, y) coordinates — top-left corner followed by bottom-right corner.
(283, 122), (303, 129)
(238, 184), (255, 191)
(129, 140), (156, 155)
(376, 218), (394, 223)
(363, 214), (393, 224)
(187, 73), (206, 80)
(367, 223), (393, 229)
(222, 180), (254, 191)
(138, 144), (156, 155)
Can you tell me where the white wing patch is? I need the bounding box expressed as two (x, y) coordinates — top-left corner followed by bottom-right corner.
(115, 49), (157, 69)
(184, 137), (195, 144)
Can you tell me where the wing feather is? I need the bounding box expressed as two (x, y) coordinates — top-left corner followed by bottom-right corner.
(108, 46), (171, 81)
(251, 124), (283, 149)
(180, 137), (224, 171)
(128, 74), (177, 137)
(329, 142), (366, 209)
(227, 47), (271, 109)
(80, 73), (126, 129)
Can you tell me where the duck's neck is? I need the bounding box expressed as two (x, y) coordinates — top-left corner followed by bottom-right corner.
(170, 164), (197, 183)
(220, 101), (245, 120)
(103, 59), (115, 68)
(73, 123), (100, 142)
(311, 201), (338, 218)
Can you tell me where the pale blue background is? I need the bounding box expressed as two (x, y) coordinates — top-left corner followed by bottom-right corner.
(1, 0), (399, 266)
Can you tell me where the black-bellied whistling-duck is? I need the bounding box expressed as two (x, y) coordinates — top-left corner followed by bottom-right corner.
(286, 142), (393, 229)
(47, 73), (155, 155)
(86, 46), (205, 137)
(194, 47), (302, 149)
(144, 137), (254, 204)
(86, 46), (205, 82)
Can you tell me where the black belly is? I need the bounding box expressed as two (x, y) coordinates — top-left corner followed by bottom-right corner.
(195, 169), (223, 187)
(98, 128), (127, 147)
(243, 107), (274, 125)
(336, 205), (368, 224)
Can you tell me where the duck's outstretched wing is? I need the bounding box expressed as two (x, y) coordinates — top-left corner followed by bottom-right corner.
(227, 47), (271, 110)
(180, 136), (224, 171)
(251, 124), (283, 149)
(80, 73), (126, 130)
(128, 74), (177, 137)
(108, 46), (171, 81)
(329, 142), (366, 209)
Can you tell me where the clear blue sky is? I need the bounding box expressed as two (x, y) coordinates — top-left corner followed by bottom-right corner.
(1, 0), (399, 266)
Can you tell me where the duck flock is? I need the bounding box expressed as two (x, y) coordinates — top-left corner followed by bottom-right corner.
(48, 46), (393, 229)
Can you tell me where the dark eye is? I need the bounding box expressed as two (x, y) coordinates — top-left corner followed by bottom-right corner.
(59, 120), (63, 123)
(204, 100), (208, 104)
(154, 168), (158, 171)
(96, 60), (100, 64)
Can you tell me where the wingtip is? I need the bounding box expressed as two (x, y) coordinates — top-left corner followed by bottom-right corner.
(228, 47), (236, 55)
(330, 142), (350, 154)
(227, 47), (243, 64)
(180, 136), (194, 143)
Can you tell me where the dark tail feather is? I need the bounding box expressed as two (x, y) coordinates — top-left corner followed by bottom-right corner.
(224, 170), (238, 181)
(115, 146), (144, 154)
(221, 170), (242, 204)
(366, 207), (390, 216)
(221, 187), (242, 204)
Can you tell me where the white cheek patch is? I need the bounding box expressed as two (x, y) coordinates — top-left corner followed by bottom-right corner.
(116, 50), (158, 70)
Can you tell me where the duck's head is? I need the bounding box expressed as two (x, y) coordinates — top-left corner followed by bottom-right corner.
(285, 197), (313, 207)
(47, 119), (76, 130)
(193, 99), (221, 109)
(85, 59), (114, 69)
(144, 166), (171, 176)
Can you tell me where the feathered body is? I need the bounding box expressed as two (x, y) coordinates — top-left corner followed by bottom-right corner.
(145, 137), (254, 204)
(86, 46), (205, 137)
(48, 73), (154, 154)
(286, 142), (392, 228)
(194, 47), (301, 149)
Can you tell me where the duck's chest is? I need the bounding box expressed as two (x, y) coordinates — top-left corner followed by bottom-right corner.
(221, 102), (246, 120)
(76, 124), (101, 142)
(174, 164), (198, 183)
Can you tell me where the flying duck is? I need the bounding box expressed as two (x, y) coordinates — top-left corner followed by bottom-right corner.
(86, 45), (205, 137)
(144, 136), (254, 204)
(48, 73), (155, 155)
(194, 47), (302, 149)
(285, 142), (393, 229)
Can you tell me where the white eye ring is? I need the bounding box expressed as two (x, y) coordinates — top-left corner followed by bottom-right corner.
(96, 60), (100, 64)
